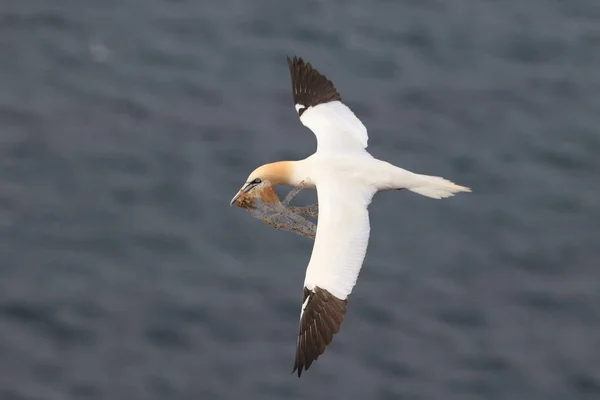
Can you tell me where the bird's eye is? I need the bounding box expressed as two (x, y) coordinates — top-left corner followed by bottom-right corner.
(253, 178), (262, 184)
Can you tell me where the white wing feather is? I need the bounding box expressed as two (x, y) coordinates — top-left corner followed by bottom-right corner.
(303, 175), (376, 300)
(300, 101), (369, 154)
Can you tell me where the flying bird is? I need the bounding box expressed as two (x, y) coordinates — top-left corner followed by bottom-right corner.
(230, 56), (471, 377)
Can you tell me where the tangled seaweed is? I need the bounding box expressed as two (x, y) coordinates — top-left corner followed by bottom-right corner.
(232, 180), (317, 240)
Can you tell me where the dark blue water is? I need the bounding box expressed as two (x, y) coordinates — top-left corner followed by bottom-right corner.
(1, 1), (599, 399)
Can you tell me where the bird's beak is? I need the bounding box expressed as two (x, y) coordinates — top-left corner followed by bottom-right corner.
(230, 190), (242, 206)
(230, 182), (256, 206)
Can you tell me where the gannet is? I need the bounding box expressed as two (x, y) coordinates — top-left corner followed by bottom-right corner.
(230, 56), (471, 377)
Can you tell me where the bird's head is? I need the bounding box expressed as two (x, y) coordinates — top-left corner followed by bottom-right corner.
(230, 162), (291, 206)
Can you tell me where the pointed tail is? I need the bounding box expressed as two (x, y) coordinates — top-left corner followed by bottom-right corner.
(408, 174), (471, 199)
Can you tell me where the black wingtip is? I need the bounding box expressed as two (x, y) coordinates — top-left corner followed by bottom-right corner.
(290, 287), (348, 379)
(286, 54), (301, 65)
(292, 362), (305, 378)
(286, 55), (308, 75)
(285, 55), (341, 111)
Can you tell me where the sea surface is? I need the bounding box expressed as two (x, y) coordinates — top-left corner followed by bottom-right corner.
(1, 1), (600, 399)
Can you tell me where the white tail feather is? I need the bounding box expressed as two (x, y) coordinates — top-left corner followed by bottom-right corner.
(408, 174), (471, 199)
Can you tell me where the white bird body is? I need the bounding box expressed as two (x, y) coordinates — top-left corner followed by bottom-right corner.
(289, 151), (461, 196)
(289, 144), (466, 300)
(230, 57), (471, 377)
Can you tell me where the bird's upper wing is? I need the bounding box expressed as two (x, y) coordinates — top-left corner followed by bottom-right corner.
(292, 175), (376, 376)
(287, 56), (369, 154)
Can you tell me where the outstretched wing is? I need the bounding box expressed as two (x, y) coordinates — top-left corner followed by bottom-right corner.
(292, 176), (375, 377)
(287, 56), (369, 154)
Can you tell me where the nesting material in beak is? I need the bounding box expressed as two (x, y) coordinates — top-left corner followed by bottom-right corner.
(230, 180), (317, 239)
(230, 181), (261, 206)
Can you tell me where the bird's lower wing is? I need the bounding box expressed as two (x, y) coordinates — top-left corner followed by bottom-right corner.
(293, 178), (375, 376)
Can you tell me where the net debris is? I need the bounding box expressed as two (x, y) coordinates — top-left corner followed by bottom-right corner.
(232, 180), (317, 239)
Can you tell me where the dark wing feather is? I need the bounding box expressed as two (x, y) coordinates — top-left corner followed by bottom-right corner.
(286, 56), (341, 115)
(292, 287), (347, 377)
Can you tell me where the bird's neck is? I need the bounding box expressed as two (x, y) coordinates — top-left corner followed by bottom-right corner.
(286, 159), (312, 187)
(259, 159), (313, 188)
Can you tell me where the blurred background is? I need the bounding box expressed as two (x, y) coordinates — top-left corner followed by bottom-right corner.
(1, 0), (599, 399)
